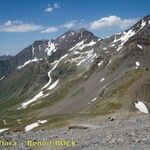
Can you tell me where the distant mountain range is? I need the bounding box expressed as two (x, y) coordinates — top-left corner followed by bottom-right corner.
(0, 55), (13, 60)
(0, 15), (149, 132)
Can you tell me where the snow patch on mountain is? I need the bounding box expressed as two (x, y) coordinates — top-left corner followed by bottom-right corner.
(19, 54), (68, 109)
(47, 79), (59, 91)
(134, 101), (149, 114)
(100, 78), (105, 82)
(78, 40), (97, 50)
(69, 40), (84, 51)
(0, 76), (5, 81)
(113, 29), (136, 52)
(91, 97), (97, 102)
(45, 40), (57, 56)
(32, 46), (35, 55)
(76, 58), (87, 66)
(70, 40), (97, 51)
(71, 48), (97, 67)
(17, 119), (21, 124)
(3, 120), (6, 125)
(61, 35), (66, 39)
(88, 97), (97, 104)
(103, 47), (107, 50)
(97, 61), (103, 67)
(42, 54), (68, 90)
(0, 128), (9, 133)
(107, 59), (112, 66)
(38, 45), (41, 51)
(24, 120), (47, 132)
(136, 61), (140, 66)
(112, 18), (149, 52)
(17, 58), (42, 69)
(137, 44), (142, 49)
(20, 91), (44, 109)
(135, 61), (140, 69)
(111, 44), (115, 47)
(78, 53), (97, 66)
(71, 31), (75, 35)
(140, 20), (146, 30)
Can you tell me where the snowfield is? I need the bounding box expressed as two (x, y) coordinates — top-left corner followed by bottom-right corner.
(69, 40), (96, 51)
(45, 40), (57, 56)
(0, 76), (5, 81)
(24, 120), (47, 132)
(140, 20), (146, 30)
(47, 79), (59, 91)
(97, 61), (103, 67)
(135, 61), (140, 69)
(113, 29), (136, 52)
(137, 44), (143, 49)
(42, 54), (68, 90)
(0, 128), (9, 133)
(134, 101), (149, 114)
(19, 54), (68, 109)
(100, 78), (105, 82)
(20, 91), (44, 109)
(17, 58), (42, 69)
(78, 40), (96, 50)
(88, 97), (97, 104)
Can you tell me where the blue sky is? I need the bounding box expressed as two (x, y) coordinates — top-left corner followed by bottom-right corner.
(0, 0), (149, 55)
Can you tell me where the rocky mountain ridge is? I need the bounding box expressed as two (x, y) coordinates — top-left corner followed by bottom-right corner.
(0, 15), (149, 133)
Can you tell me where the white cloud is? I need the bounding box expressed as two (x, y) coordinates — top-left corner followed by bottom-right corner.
(41, 27), (58, 33)
(89, 15), (138, 30)
(63, 20), (77, 29)
(45, 6), (53, 12)
(0, 15), (138, 35)
(45, 3), (60, 13)
(0, 20), (43, 32)
(119, 18), (138, 29)
(62, 20), (86, 29)
(4, 20), (12, 26)
(54, 3), (59, 8)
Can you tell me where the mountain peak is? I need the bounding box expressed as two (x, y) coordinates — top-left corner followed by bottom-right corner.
(124, 15), (150, 34)
(143, 15), (150, 21)
(56, 30), (76, 41)
(79, 28), (87, 32)
(33, 39), (49, 45)
(78, 28), (94, 35)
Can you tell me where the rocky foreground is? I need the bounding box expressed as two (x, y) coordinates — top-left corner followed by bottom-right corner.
(0, 112), (150, 150)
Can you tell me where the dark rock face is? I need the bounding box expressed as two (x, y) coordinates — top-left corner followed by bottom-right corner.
(0, 55), (13, 60)
(0, 55), (13, 76)
(0, 59), (9, 76)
